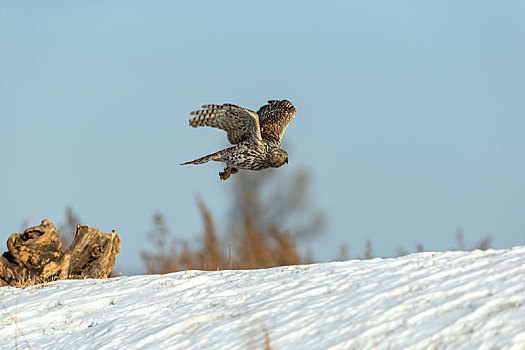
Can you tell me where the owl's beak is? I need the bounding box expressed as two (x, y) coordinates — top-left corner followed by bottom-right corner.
(285, 157), (288, 164)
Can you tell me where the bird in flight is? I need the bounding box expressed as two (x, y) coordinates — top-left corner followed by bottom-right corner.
(181, 100), (296, 180)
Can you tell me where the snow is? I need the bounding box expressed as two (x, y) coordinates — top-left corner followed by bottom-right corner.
(2, 247), (525, 350)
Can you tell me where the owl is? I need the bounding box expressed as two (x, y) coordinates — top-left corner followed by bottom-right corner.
(181, 100), (296, 180)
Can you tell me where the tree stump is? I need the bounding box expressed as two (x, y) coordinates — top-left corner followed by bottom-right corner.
(0, 219), (121, 287)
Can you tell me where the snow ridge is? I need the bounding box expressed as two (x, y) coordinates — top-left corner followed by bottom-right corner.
(1, 247), (525, 349)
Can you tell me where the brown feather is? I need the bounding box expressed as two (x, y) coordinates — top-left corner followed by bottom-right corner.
(257, 100), (297, 146)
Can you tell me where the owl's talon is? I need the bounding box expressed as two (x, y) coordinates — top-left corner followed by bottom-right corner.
(219, 167), (238, 180)
(219, 167), (231, 180)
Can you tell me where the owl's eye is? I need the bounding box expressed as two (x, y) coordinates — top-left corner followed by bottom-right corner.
(277, 154), (282, 159)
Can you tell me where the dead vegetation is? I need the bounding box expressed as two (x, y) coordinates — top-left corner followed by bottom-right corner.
(370, 227), (491, 260)
(7, 172), (493, 282)
(141, 168), (494, 273)
(141, 170), (322, 273)
(0, 299), (33, 350)
(454, 226), (492, 251)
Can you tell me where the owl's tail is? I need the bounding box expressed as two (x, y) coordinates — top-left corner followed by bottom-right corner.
(180, 151), (223, 166)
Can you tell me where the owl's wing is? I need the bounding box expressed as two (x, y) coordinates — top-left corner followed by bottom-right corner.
(189, 104), (263, 146)
(257, 100), (296, 146)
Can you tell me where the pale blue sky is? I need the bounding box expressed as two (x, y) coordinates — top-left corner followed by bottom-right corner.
(1, 1), (524, 274)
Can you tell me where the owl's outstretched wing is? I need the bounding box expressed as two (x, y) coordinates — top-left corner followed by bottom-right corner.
(257, 100), (296, 147)
(189, 104), (263, 146)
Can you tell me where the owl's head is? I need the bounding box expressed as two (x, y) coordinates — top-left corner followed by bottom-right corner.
(269, 148), (288, 168)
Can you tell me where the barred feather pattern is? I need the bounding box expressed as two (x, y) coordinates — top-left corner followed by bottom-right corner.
(189, 104), (262, 146)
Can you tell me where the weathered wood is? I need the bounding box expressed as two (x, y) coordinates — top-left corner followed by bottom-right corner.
(0, 219), (120, 287)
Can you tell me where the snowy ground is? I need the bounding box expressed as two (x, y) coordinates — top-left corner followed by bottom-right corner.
(1, 247), (525, 350)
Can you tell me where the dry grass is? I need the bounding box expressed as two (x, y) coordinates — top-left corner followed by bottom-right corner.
(13, 277), (51, 290)
(262, 325), (272, 350)
(9, 269), (112, 290)
(455, 227), (492, 251)
(0, 299), (33, 350)
(142, 170), (321, 273)
(141, 201), (313, 273)
(141, 169), (494, 273)
(9, 272), (56, 290)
